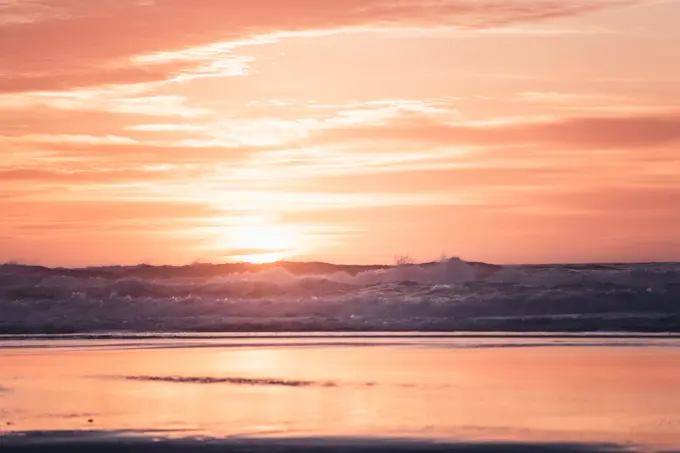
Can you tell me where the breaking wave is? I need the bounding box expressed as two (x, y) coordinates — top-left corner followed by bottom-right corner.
(1, 258), (680, 333)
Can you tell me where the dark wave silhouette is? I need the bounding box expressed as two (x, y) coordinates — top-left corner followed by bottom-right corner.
(0, 431), (645, 453)
(1, 258), (680, 334)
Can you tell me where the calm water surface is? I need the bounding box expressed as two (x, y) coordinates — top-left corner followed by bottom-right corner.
(1, 335), (680, 451)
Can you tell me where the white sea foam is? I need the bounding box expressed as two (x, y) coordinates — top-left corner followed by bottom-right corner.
(1, 258), (679, 333)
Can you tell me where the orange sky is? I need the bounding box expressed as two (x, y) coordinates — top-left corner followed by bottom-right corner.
(1, 0), (679, 266)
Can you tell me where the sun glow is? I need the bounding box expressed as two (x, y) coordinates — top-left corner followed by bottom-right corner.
(239, 251), (285, 264)
(227, 224), (295, 264)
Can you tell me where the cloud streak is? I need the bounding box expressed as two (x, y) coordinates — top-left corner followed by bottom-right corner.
(316, 111), (680, 150)
(0, 0), (634, 91)
(1, 0), (679, 265)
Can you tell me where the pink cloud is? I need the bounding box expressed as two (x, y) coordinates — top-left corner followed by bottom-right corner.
(0, 61), (194, 94)
(284, 166), (580, 194)
(3, 199), (226, 225)
(316, 112), (680, 149)
(0, 107), (176, 137)
(0, 0), (633, 91)
(0, 166), (201, 184)
(529, 186), (680, 215)
(3, 137), (276, 164)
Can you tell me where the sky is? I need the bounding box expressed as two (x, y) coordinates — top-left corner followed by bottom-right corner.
(1, 0), (680, 266)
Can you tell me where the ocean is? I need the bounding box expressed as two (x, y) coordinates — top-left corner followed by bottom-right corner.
(1, 258), (680, 333)
(2, 258), (680, 451)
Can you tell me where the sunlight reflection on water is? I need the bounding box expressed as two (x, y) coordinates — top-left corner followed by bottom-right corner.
(1, 336), (680, 451)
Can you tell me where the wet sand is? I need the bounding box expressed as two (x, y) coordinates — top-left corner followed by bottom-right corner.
(1, 335), (680, 452)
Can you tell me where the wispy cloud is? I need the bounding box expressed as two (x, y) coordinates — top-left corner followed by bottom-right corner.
(1, 0), (679, 265)
(315, 110), (680, 149)
(0, 0), (636, 91)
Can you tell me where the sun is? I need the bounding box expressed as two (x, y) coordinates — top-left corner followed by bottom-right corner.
(239, 251), (284, 264)
(227, 225), (295, 264)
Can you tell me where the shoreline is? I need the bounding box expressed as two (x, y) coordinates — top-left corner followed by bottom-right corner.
(3, 331), (680, 341)
(0, 433), (640, 453)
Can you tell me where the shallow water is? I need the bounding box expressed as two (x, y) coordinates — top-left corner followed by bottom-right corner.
(1, 334), (680, 452)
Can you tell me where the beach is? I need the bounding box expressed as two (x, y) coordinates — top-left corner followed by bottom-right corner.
(2, 334), (680, 452)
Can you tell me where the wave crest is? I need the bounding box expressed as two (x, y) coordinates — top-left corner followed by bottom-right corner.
(2, 258), (680, 333)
